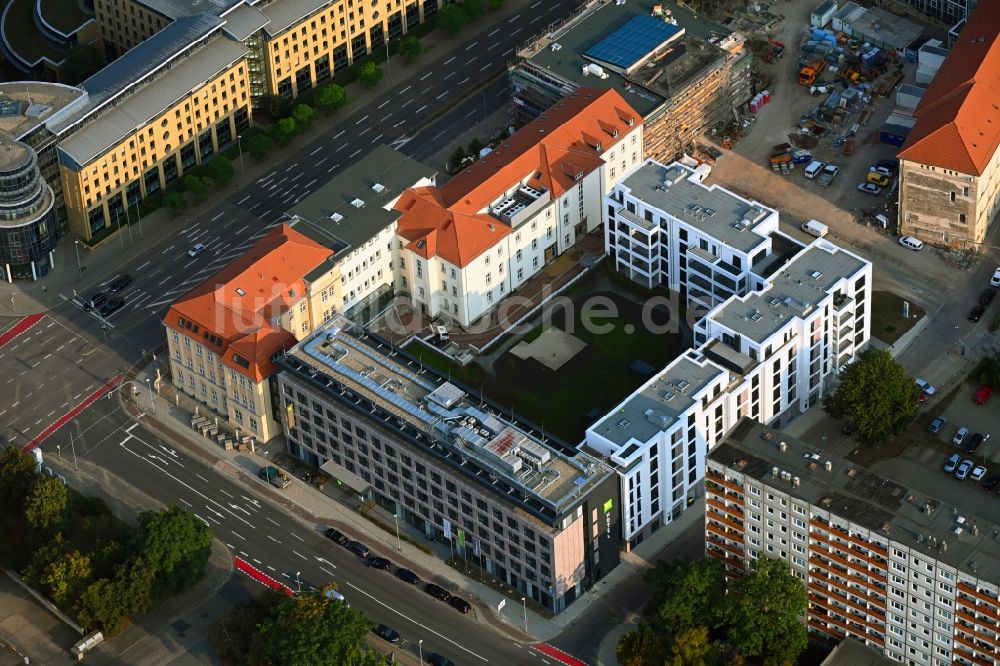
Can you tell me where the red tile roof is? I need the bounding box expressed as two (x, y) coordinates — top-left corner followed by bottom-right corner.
(394, 88), (641, 267)
(898, 7), (1000, 175)
(163, 224), (332, 382)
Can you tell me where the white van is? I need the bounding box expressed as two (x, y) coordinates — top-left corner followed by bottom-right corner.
(898, 235), (924, 251)
(801, 219), (829, 238)
(804, 160), (824, 179)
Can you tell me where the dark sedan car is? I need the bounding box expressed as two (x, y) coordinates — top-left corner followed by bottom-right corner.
(324, 528), (349, 545)
(97, 296), (125, 317)
(982, 473), (1000, 491)
(964, 432), (989, 454)
(366, 556), (392, 570)
(427, 655), (455, 666)
(969, 304), (987, 322)
(424, 583), (451, 602)
(373, 624), (400, 643)
(981, 289), (998, 307)
(448, 596), (472, 613)
(107, 274), (133, 293)
(346, 541), (370, 557)
(83, 292), (107, 311)
(396, 568), (420, 584)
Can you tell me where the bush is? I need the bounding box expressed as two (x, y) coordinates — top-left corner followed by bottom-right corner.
(398, 35), (422, 62)
(264, 95), (294, 119)
(358, 61), (383, 87)
(490, 0), (504, 8)
(162, 192), (187, 211)
(246, 133), (273, 159)
(291, 104), (315, 128)
(436, 4), (467, 36)
(141, 193), (162, 210)
(182, 174), (208, 197)
(203, 156), (235, 184)
(463, 0), (485, 21)
(272, 117), (298, 143)
(316, 84), (348, 111)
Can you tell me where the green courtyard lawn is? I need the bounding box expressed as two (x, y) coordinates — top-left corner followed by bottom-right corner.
(870, 290), (925, 345)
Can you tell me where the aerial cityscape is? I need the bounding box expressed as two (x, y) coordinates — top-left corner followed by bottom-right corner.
(0, 0), (997, 664)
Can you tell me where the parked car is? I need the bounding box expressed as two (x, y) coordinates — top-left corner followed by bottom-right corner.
(324, 527), (349, 545)
(980, 289), (997, 307)
(953, 427), (970, 447)
(448, 596), (472, 613)
(969, 304), (986, 322)
(898, 235), (923, 251)
(869, 165), (894, 178)
(424, 583), (451, 602)
(944, 454), (961, 473)
(866, 171), (890, 187)
(928, 416), (948, 434)
(974, 386), (993, 404)
(964, 433), (989, 454)
(83, 292), (107, 311)
(875, 158), (898, 173)
(857, 182), (883, 195)
(366, 556), (392, 570)
(187, 242), (206, 257)
(396, 568), (420, 585)
(106, 274), (133, 293)
(346, 541), (370, 557)
(915, 378), (936, 402)
(955, 459), (974, 479)
(426, 655), (455, 666)
(373, 624), (400, 643)
(97, 296), (126, 317)
(971, 465), (988, 482)
(982, 473), (1000, 491)
(991, 266), (1000, 287)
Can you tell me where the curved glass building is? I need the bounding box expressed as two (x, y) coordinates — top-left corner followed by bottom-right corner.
(0, 139), (58, 280)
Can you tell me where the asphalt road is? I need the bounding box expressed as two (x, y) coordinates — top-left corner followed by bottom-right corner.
(62, 401), (555, 665)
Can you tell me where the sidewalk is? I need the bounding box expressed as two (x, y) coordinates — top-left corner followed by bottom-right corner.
(0, 0), (539, 321)
(125, 361), (704, 646)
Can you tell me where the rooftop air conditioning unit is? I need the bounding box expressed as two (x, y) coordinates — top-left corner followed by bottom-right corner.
(372, 183), (386, 193)
(329, 212), (344, 222)
(351, 199), (365, 208)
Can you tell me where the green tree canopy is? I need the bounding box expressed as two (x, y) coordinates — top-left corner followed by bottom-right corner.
(0, 447), (37, 508)
(972, 356), (1000, 388)
(76, 578), (127, 635)
(489, 0), (504, 8)
(182, 174), (208, 196)
(204, 156), (235, 184)
(162, 192), (187, 210)
(273, 117), (299, 143)
(265, 94), (294, 119)
(463, 0), (485, 21)
(39, 549), (92, 606)
(398, 35), (422, 62)
(617, 623), (668, 666)
(291, 104), (315, 128)
(25, 474), (69, 532)
(645, 558), (727, 632)
(131, 505), (212, 592)
(247, 133), (273, 158)
(436, 4), (468, 36)
(316, 84), (348, 111)
(669, 626), (713, 666)
(823, 348), (918, 446)
(727, 557), (807, 666)
(358, 61), (383, 87)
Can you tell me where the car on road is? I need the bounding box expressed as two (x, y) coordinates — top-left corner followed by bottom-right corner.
(953, 427), (969, 446)
(83, 292), (107, 311)
(346, 541), (370, 557)
(187, 242), (206, 257)
(427, 655), (455, 666)
(969, 303), (986, 322)
(857, 182), (883, 195)
(971, 465), (988, 482)
(396, 568), (420, 585)
(324, 527), (349, 545)
(980, 289), (997, 307)
(448, 596), (472, 613)
(964, 432), (988, 454)
(928, 416), (948, 434)
(983, 473), (1000, 490)
(424, 583), (451, 602)
(106, 274), (133, 293)
(373, 624), (400, 643)
(992, 267), (1000, 287)
(974, 386), (993, 404)
(955, 459), (974, 479)
(97, 296), (125, 317)
(366, 556), (392, 570)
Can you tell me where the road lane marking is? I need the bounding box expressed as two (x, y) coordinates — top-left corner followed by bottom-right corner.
(488, 27), (499, 37)
(416, 105), (427, 113)
(195, 473), (209, 483)
(136, 261), (150, 271)
(355, 115), (369, 125)
(377, 99), (390, 109)
(232, 531), (246, 540)
(310, 145), (323, 155)
(466, 41), (478, 50)
(211, 212), (224, 222)
(267, 535), (280, 543)
(420, 71), (432, 80)
(292, 550), (307, 560)
(331, 129), (345, 139)
(399, 85), (411, 93)
(236, 194), (250, 205)
(443, 57), (455, 65)
(292, 533), (304, 542)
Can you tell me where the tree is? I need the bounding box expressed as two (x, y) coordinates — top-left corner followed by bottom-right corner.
(463, 0), (486, 21)
(669, 626), (713, 666)
(823, 348), (918, 446)
(76, 578), (127, 635)
(264, 94), (294, 119)
(247, 133), (273, 158)
(0, 447), (37, 508)
(646, 558), (728, 632)
(162, 192), (187, 211)
(449, 146), (467, 171)
(273, 117), (299, 143)
(114, 556), (156, 615)
(973, 356), (1000, 388)
(131, 505), (212, 592)
(436, 4), (468, 36)
(358, 61), (383, 87)
(204, 156), (235, 184)
(25, 474), (69, 532)
(38, 549), (92, 606)
(726, 558), (807, 666)
(316, 84), (348, 111)
(398, 35), (422, 62)
(291, 104), (315, 128)
(617, 623), (668, 666)
(490, 0), (504, 8)
(183, 174), (208, 197)
(467, 137), (484, 157)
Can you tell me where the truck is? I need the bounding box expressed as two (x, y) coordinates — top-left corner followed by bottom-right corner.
(258, 465), (291, 489)
(817, 163), (840, 186)
(791, 148), (813, 164)
(799, 58), (827, 85)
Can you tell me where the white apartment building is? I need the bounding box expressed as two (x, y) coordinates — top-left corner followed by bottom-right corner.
(605, 159), (780, 311)
(709, 419), (1000, 666)
(585, 240), (871, 549)
(393, 88), (643, 328)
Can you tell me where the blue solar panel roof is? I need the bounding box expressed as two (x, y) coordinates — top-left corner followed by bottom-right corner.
(584, 15), (681, 70)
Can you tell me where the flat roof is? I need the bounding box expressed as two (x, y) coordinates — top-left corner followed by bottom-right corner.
(588, 351), (728, 455)
(621, 160), (775, 254)
(281, 317), (612, 523)
(820, 639), (898, 666)
(713, 419), (1000, 586)
(287, 145), (435, 275)
(584, 15), (682, 73)
(0, 82), (87, 142)
(709, 241), (868, 344)
(56, 34), (246, 168)
(261, 0), (329, 37)
(221, 2), (269, 40)
(846, 6), (923, 50)
(133, 0), (244, 20)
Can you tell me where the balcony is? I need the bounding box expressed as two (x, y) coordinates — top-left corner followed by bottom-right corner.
(707, 497), (744, 520)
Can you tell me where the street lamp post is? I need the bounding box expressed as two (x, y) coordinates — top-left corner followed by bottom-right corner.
(145, 377), (156, 415)
(135, 202), (144, 239)
(295, 571), (301, 593)
(393, 513), (401, 551)
(56, 444), (61, 459)
(74, 240), (82, 278)
(237, 134), (245, 174)
(521, 597), (528, 632)
(385, 37), (391, 80)
(69, 431), (79, 471)
(418, 639), (423, 665)
(482, 91), (487, 124)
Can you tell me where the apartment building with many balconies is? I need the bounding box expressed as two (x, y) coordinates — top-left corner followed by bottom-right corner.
(605, 159), (781, 311)
(708, 418), (1000, 666)
(286, 145), (436, 325)
(391, 88), (643, 328)
(585, 239), (871, 549)
(275, 315), (622, 613)
(163, 224), (337, 442)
